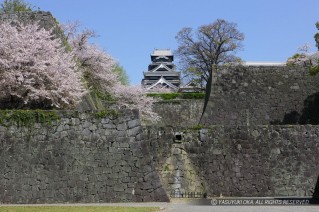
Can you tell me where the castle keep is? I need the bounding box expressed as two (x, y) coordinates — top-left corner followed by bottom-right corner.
(141, 49), (181, 91)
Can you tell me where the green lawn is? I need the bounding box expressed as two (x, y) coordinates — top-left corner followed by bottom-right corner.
(0, 206), (160, 212)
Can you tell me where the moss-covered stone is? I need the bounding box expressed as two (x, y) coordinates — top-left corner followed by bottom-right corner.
(147, 92), (205, 100)
(0, 110), (60, 127)
(94, 109), (120, 119)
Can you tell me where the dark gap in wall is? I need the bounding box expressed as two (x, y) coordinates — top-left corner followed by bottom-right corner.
(175, 134), (182, 140)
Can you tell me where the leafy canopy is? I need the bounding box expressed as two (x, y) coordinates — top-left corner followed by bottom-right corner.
(0, 0), (37, 13)
(315, 22), (319, 50)
(113, 63), (129, 85)
(286, 22), (319, 76)
(311, 22), (319, 75)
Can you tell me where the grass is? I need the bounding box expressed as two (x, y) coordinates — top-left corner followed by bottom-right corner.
(0, 110), (60, 127)
(0, 206), (160, 212)
(147, 92), (205, 100)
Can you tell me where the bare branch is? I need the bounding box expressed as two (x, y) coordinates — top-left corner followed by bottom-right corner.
(176, 19), (244, 85)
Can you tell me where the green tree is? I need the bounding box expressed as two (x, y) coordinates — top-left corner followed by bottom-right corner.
(113, 63), (129, 85)
(0, 0), (36, 13)
(315, 22), (319, 50)
(311, 22), (319, 75)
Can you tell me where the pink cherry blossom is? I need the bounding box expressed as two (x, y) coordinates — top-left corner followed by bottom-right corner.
(0, 22), (85, 109)
(63, 22), (160, 122)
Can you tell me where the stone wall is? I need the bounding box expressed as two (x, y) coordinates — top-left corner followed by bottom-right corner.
(0, 112), (318, 202)
(153, 100), (204, 127)
(0, 110), (168, 203)
(145, 125), (319, 198)
(201, 66), (319, 126)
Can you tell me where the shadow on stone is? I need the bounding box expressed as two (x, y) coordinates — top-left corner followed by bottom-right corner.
(313, 175), (319, 199)
(281, 111), (300, 124)
(299, 92), (319, 124)
(271, 92), (319, 125)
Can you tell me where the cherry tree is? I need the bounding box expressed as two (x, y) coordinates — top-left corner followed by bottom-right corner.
(112, 84), (160, 122)
(73, 37), (118, 89)
(62, 23), (118, 88)
(0, 22), (85, 109)
(62, 22), (160, 121)
(287, 21), (319, 76)
(287, 43), (319, 75)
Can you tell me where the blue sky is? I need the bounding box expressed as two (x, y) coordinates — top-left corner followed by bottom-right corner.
(26, 0), (319, 85)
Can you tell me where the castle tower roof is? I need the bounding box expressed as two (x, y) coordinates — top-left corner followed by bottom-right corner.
(141, 49), (180, 91)
(151, 49), (173, 57)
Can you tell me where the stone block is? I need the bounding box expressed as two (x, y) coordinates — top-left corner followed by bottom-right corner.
(103, 123), (116, 129)
(114, 185), (125, 192)
(117, 123), (127, 131)
(127, 127), (142, 137)
(127, 120), (141, 129)
(83, 121), (92, 129)
(82, 128), (91, 137)
(212, 149), (222, 155)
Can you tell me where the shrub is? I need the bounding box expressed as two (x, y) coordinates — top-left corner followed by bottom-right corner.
(147, 92), (205, 100)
